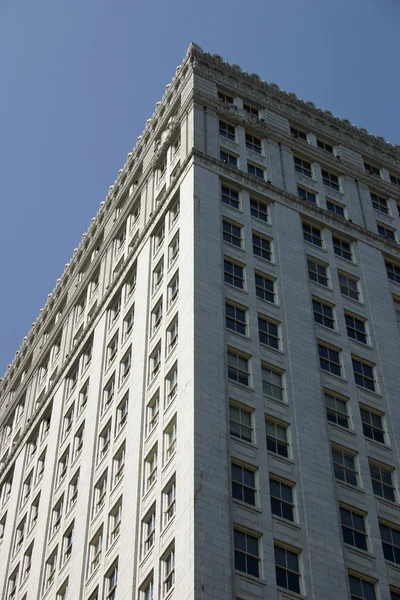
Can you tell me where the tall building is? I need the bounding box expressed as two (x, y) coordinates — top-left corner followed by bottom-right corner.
(1, 43), (400, 600)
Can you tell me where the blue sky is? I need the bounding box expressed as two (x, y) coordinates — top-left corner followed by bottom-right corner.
(0, 0), (399, 373)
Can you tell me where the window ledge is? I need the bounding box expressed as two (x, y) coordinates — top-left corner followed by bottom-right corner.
(228, 381), (254, 393)
(384, 559), (400, 572)
(348, 339), (374, 352)
(315, 324), (340, 336)
(328, 422), (356, 436)
(341, 296), (365, 308)
(336, 480), (365, 496)
(267, 451), (295, 466)
(232, 499), (262, 514)
(304, 241), (328, 253)
(161, 516), (175, 539)
(259, 344), (284, 356)
(344, 544), (375, 561)
(365, 437), (391, 453)
(321, 372), (348, 385)
(376, 496), (400, 511)
(308, 280), (332, 293)
(355, 386), (382, 400)
(234, 571), (265, 586)
(230, 436), (258, 451)
(273, 515), (300, 531)
(276, 586), (307, 600)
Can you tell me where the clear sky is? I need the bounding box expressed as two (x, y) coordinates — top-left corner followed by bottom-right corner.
(0, 0), (399, 374)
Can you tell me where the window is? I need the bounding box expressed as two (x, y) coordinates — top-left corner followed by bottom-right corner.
(340, 506), (367, 550)
(322, 169), (340, 191)
(294, 156), (312, 178)
(274, 544), (300, 593)
(369, 461), (395, 502)
(68, 470), (79, 508)
(152, 299), (163, 332)
(99, 421), (112, 461)
(142, 577), (154, 600)
(226, 302), (247, 336)
(7, 567), (18, 599)
(154, 225), (165, 254)
(379, 521), (400, 564)
(339, 272), (360, 301)
(258, 316), (280, 349)
(318, 343), (341, 377)
(229, 404), (253, 443)
(74, 424), (84, 459)
(22, 543), (33, 580)
(143, 507), (156, 554)
(227, 350), (250, 386)
(345, 313), (367, 344)
(371, 192), (388, 214)
(231, 462), (256, 506)
(15, 516), (26, 552)
(145, 446), (158, 491)
(93, 471), (107, 515)
(303, 222), (322, 247)
(270, 478), (295, 521)
(378, 224), (396, 241)
(168, 271), (179, 305)
(103, 375), (115, 411)
(218, 90), (233, 103)
(113, 444), (126, 486)
(352, 357), (375, 391)
(390, 173), (400, 186)
(44, 549), (58, 591)
(223, 220), (242, 247)
(224, 258), (244, 289)
(120, 347), (132, 382)
(219, 120), (235, 141)
(109, 499), (122, 545)
(79, 380), (89, 413)
(290, 126), (307, 140)
(364, 162), (380, 176)
(57, 448), (69, 486)
(250, 197), (268, 222)
(317, 139), (333, 153)
(234, 529), (260, 577)
(123, 305), (135, 338)
(313, 299), (335, 329)
(221, 184), (239, 209)
(255, 272), (275, 303)
(325, 391), (349, 428)
(0, 513), (6, 544)
(117, 394), (129, 431)
(169, 233), (179, 264)
(150, 345), (162, 380)
(244, 103), (258, 116)
(166, 364), (178, 405)
(333, 236), (352, 261)
(153, 259), (164, 292)
(106, 564), (118, 600)
(57, 579), (68, 600)
(332, 446), (358, 486)
(164, 419), (177, 462)
(63, 405), (74, 439)
(307, 258), (328, 286)
(262, 364), (284, 401)
(163, 477), (176, 526)
(66, 367), (78, 396)
(390, 589), (400, 600)
(62, 522), (74, 563)
(246, 132), (262, 154)
(386, 260), (400, 284)
(253, 232), (272, 261)
(348, 574), (376, 600)
(163, 546), (175, 595)
(169, 196), (179, 226)
(266, 418), (289, 457)
(327, 199), (345, 216)
(220, 149), (237, 166)
(147, 392), (160, 433)
(109, 295), (121, 326)
(29, 494), (40, 530)
(298, 186), (316, 203)
(247, 163), (264, 179)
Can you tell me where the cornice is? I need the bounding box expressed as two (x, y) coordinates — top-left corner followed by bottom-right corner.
(189, 46), (400, 164)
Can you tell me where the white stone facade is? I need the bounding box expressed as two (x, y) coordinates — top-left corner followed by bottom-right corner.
(0, 43), (400, 600)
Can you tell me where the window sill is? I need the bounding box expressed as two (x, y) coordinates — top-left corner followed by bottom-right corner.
(232, 498), (262, 514)
(315, 324), (340, 336)
(341, 295), (365, 308)
(223, 240), (245, 252)
(304, 241), (327, 253)
(375, 496), (400, 511)
(259, 343), (284, 356)
(226, 329), (250, 342)
(250, 215), (272, 229)
(321, 371), (348, 385)
(334, 254), (355, 265)
(267, 451), (295, 466)
(161, 515), (175, 539)
(228, 381), (254, 393)
(234, 571), (264, 586)
(272, 515), (300, 531)
(308, 280), (332, 293)
(384, 559), (400, 573)
(348, 338), (374, 352)
(276, 586), (306, 600)
(336, 480), (365, 496)
(327, 421), (355, 437)
(354, 386), (382, 400)
(344, 544), (375, 561)
(224, 282), (248, 295)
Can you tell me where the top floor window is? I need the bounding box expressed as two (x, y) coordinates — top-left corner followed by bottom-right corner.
(244, 103), (258, 116)
(290, 126), (307, 141)
(322, 169), (340, 191)
(364, 162), (380, 176)
(218, 90), (234, 104)
(317, 139), (333, 153)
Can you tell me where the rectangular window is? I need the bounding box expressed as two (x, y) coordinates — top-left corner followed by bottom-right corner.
(379, 521), (400, 564)
(234, 529), (260, 578)
(223, 220), (242, 247)
(147, 392), (159, 433)
(120, 348), (132, 383)
(89, 528), (102, 573)
(152, 299), (163, 333)
(262, 364), (284, 401)
(166, 364), (178, 405)
(123, 306), (135, 338)
(164, 419), (177, 462)
(270, 478), (295, 521)
(390, 589), (400, 600)
(231, 462), (256, 506)
(390, 173), (400, 186)
(369, 461), (395, 502)
(250, 198), (268, 222)
(227, 350), (250, 387)
(294, 156), (312, 178)
(327, 199), (345, 216)
(218, 90), (233, 104)
(169, 233), (179, 264)
(99, 422), (112, 461)
(167, 317), (178, 354)
(274, 544), (301, 594)
(153, 259), (164, 292)
(106, 564), (118, 600)
(322, 169), (340, 191)
(62, 522), (74, 563)
(224, 258), (244, 289)
(313, 299), (335, 329)
(247, 163), (264, 179)
(339, 272), (360, 301)
(333, 236), (352, 261)
(303, 222), (322, 247)
(317, 139), (333, 153)
(318, 343), (341, 377)
(290, 126), (307, 140)
(143, 507), (156, 555)
(145, 446), (158, 491)
(266, 418), (289, 457)
(226, 302), (247, 335)
(229, 404), (253, 443)
(345, 313), (367, 344)
(349, 574), (376, 600)
(340, 506), (367, 550)
(163, 477), (176, 526)
(163, 546), (175, 595)
(219, 120), (235, 141)
(371, 192), (388, 214)
(378, 224), (396, 241)
(107, 333), (118, 367)
(298, 186), (316, 203)
(220, 149), (237, 166)
(221, 184), (239, 209)
(332, 446), (358, 486)
(150, 345), (161, 380)
(258, 316), (280, 349)
(103, 375), (115, 411)
(352, 357), (375, 391)
(325, 391), (349, 428)
(93, 471), (107, 515)
(364, 162), (380, 176)
(386, 261), (400, 284)
(113, 444), (125, 487)
(307, 258), (328, 286)
(253, 232), (272, 261)
(255, 272), (275, 303)
(246, 132), (262, 154)
(244, 103), (258, 116)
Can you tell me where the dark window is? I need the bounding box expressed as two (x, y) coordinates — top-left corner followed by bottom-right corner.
(219, 120), (235, 141)
(244, 104), (258, 116)
(313, 300), (335, 329)
(333, 237), (352, 261)
(227, 351), (250, 387)
(229, 405), (252, 443)
(386, 261), (400, 284)
(378, 224), (396, 241)
(218, 91), (233, 104)
(253, 233), (271, 261)
(270, 478), (294, 521)
(340, 506), (367, 550)
(226, 303), (247, 335)
(223, 220), (242, 247)
(317, 139), (333, 153)
(220, 150), (237, 166)
(246, 133), (262, 154)
(390, 174), (400, 186)
(294, 156), (312, 178)
(349, 574), (376, 600)
(224, 259), (244, 289)
(234, 529), (260, 578)
(322, 169), (340, 191)
(371, 193), (388, 214)
(364, 162), (380, 176)
(327, 200), (345, 216)
(255, 273), (275, 303)
(258, 316), (279, 349)
(339, 273), (359, 300)
(307, 259), (328, 286)
(345, 314), (367, 344)
(262, 365), (283, 401)
(352, 358), (375, 391)
(274, 545), (300, 594)
(247, 163), (264, 179)
(303, 223), (322, 247)
(266, 419), (288, 457)
(332, 447), (358, 486)
(221, 185), (239, 209)
(231, 463), (256, 506)
(380, 522), (400, 564)
(360, 408), (384, 444)
(290, 126), (307, 141)
(318, 344), (341, 376)
(369, 462), (395, 502)
(250, 198), (268, 222)
(325, 392), (349, 428)
(298, 187), (316, 203)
